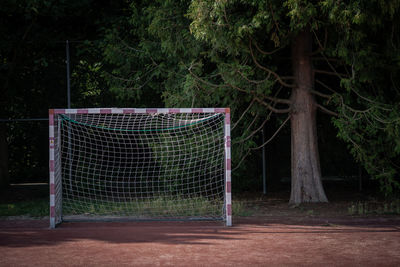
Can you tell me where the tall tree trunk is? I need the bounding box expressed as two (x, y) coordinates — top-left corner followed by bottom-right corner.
(289, 28), (328, 204)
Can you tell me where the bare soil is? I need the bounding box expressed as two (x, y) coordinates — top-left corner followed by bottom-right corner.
(1, 184), (400, 266)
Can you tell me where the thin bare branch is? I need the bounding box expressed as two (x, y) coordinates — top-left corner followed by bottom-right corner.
(252, 38), (283, 55)
(249, 39), (296, 88)
(311, 28), (328, 55)
(315, 79), (340, 95)
(236, 69), (271, 84)
(234, 115), (269, 144)
(314, 69), (350, 78)
(316, 104), (339, 117)
(263, 95), (292, 104)
(188, 65), (228, 89)
(310, 89), (333, 99)
(232, 114), (288, 170)
(232, 149), (251, 172)
(251, 115), (291, 150)
(255, 97), (291, 113)
(232, 99), (256, 131)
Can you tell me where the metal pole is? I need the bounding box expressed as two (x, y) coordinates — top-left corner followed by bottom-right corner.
(262, 128), (267, 195)
(66, 40), (71, 108)
(66, 40), (72, 195)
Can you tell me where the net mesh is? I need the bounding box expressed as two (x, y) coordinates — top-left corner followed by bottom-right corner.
(53, 112), (226, 221)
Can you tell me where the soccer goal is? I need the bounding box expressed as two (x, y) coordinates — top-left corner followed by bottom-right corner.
(49, 108), (231, 228)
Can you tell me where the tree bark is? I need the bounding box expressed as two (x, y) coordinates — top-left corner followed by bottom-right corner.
(289, 28), (328, 204)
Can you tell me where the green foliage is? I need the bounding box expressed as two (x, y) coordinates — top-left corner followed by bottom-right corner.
(325, 1), (400, 196)
(348, 200), (400, 215)
(0, 199), (48, 217)
(64, 195), (223, 218)
(100, 0), (400, 195)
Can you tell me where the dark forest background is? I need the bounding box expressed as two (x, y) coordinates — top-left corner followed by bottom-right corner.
(1, 0), (399, 198)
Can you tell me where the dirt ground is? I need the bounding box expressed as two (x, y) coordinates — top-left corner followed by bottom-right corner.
(0, 218), (400, 266)
(1, 184), (400, 266)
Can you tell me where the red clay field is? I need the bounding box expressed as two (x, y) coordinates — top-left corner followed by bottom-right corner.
(1, 217), (400, 266)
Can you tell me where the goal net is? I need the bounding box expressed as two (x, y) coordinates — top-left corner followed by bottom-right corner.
(49, 108), (231, 227)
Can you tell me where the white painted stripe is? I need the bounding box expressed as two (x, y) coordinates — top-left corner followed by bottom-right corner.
(49, 172), (54, 184)
(88, 108), (101, 114)
(179, 108), (192, 113)
(226, 192), (232, 203)
(65, 109), (77, 114)
(49, 126), (54, 137)
(135, 108), (146, 113)
(225, 147), (231, 158)
(50, 195), (55, 206)
(49, 125), (54, 138)
(111, 108), (123, 114)
(157, 108), (169, 113)
(203, 108), (215, 113)
(49, 149), (54, 160)
(226, 216), (232, 226)
(50, 217), (55, 229)
(225, 125), (231, 136)
(226, 170), (231, 182)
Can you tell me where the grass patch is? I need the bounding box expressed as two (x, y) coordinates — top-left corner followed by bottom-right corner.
(0, 195), (252, 219)
(63, 195), (224, 218)
(0, 199), (49, 217)
(232, 200), (253, 216)
(348, 200), (400, 215)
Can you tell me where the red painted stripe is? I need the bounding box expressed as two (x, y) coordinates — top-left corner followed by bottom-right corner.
(226, 181), (231, 193)
(215, 108), (225, 113)
(123, 108), (135, 114)
(225, 112), (230, 124)
(77, 109), (88, 114)
(169, 108), (180, 113)
(50, 206), (55, 217)
(226, 158), (231, 170)
(146, 108), (158, 113)
(192, 108), (203, 113)
(50, 183), (55, 195)
(227, 204), (232, 216)
(54, 109), (65, 114)
(49, 160), (54, 172)
(49, 114), (54, 126)
(100, 109), (112, 114)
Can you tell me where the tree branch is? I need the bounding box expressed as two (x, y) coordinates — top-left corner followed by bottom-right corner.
(249, 39), (296, 88)
(232, 114), (289, 171)
(311, 28), (328, 55)
(315, 79), (340, 95)
(314, 69), (350, 78)
(232, 99), (256, 131)
(251, 115), (291, 150)
(236, 69), (271, 84)
(310, 89), (333, 99)
(252, 37), (283, 55)
(255, 97), (291, 113)
(316, 104), (338, 116)
(187, 64), (229, 89)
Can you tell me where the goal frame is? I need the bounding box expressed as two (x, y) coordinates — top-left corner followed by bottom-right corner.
(49, 108), (232, 228)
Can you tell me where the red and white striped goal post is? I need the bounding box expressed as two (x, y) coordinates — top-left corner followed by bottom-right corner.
(49, 108), (232, 228)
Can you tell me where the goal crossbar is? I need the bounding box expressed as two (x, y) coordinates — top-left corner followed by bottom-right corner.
(49, 108), (232, 228)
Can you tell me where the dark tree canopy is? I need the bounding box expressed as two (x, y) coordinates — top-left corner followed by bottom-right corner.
(1, 0), (399, 200)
